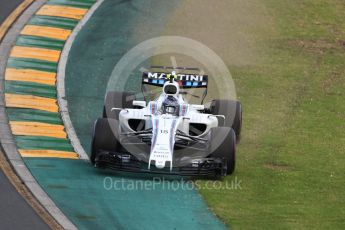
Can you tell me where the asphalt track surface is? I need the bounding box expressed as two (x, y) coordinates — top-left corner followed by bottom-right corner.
(0, 0), (49, 229)
(0, 171), (49, 229)
(0, 0), (22, 23)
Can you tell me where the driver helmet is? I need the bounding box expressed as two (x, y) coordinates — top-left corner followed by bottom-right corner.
(162, 96), (179, 116)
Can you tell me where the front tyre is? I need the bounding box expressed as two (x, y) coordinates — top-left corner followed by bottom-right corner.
(90, 118), (121, 165)
(209, 127), (236, 175)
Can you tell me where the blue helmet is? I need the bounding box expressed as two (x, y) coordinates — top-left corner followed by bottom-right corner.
(162, 96), (179, 116)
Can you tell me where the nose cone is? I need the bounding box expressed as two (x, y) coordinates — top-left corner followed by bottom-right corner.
(155, 160), (166, 169)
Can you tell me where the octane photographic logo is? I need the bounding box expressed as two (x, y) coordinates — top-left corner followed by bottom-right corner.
(105, 36), (237, 168)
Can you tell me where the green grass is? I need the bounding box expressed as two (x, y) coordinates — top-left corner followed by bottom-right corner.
(198, 0), (345, 229)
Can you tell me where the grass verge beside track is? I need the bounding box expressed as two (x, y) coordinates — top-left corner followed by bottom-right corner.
(198, 0), (345, 229)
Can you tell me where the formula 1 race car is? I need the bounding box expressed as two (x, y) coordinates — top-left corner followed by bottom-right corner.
(91, 67), (242, 178)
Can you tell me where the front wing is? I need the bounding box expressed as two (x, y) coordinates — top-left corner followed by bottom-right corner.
(94, 151), (226, 178)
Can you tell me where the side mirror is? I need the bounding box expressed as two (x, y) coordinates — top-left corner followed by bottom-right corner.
(133, 100), (146, 108)
(208, 114), (226, 126)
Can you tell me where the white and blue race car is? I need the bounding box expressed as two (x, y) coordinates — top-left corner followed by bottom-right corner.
(91, 67), (242, 178)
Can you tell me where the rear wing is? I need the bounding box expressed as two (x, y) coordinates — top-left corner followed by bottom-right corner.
(142, 71), (208, 88)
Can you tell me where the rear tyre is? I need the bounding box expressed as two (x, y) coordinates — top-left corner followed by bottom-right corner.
(210, 99), (242, 141)
(209, 127), (236, 175)
(90, 118), (121, 165)
(103, 91), (136, 119)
